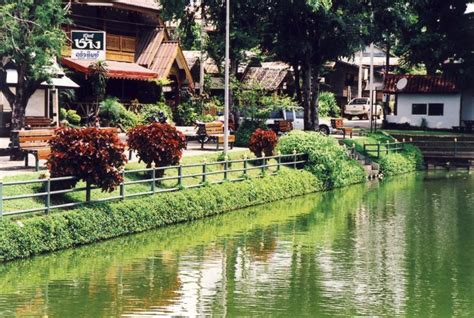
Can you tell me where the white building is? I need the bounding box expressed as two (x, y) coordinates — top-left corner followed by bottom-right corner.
(384, 75), (474, 130)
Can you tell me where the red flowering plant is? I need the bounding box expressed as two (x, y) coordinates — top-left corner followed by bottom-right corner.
(248, 129), (278, 157)
(47, 127), (127, 192)
(127, 123), (186, 177)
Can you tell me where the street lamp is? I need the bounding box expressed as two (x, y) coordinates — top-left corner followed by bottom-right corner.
(223, 0), (230, 154)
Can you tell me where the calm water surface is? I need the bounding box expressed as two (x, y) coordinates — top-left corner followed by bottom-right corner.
(0, 172), (473, 317)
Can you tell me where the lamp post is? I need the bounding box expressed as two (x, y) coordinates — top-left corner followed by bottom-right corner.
(223, 0), (230, 154)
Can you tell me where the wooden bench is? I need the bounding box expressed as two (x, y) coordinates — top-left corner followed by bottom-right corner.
(200, 122), (235, 150)
(275, 120), (293, 134)
(25, 116), (54, 129)
(18, 129), (55, 171)
(331, 118), (353, 139)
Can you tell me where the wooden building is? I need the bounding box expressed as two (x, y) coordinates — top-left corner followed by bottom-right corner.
(62, 0), (194, 112)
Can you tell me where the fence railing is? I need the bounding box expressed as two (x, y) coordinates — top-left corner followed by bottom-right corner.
(0, 153), (306, 219)
(363, 141), (407, 158)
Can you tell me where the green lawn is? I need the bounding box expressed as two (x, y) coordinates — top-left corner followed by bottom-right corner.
(2, 150), (293, 217)
(342, 133), (397, 159)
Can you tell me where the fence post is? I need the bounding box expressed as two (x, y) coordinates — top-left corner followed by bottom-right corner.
(261, 153), (266, 175)
(120, 170), (125, 199)
(277, 151), (281, 172)
(86, 181), (91, 202)
(45, 172), (51, 215)
(224, 156), (229, 181)
(243, 154), (248, 176)
(151, 163), (156, 193)
(377, 142), (381, 158)
(454, 138), (458, 157)
(363, 143), (366, 153)
(178, 165), (183, 187)
(293, 149), (297, 169)
(0, 178), (3, 221)
(386, 141), (390, 155)
(202, 159), (207, 184)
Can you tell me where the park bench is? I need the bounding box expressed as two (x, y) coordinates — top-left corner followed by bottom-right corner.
(331, 118), (353, 139)
(274, 120), (293, 134)
(200, 122), (235, 150)
(18, 129), (55, 171)
(25, 116), (55, 129)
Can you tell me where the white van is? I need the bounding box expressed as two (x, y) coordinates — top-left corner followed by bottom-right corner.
(266, 109), (333, 135)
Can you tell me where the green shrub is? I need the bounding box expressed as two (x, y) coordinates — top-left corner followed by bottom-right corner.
(318, 92), (340, 118)
(0, 170), (321, 262)
(140, 103), (173, 124)
(99, 97), (140, 130)
(59, 108), (67, 121)
(277, 130), (366, 188)
(235, 120), (267, 147)
(66, 110), (81, 126)
(378, 144), (423, 176)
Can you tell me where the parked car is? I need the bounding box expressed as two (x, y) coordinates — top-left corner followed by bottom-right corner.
(344, 97), (382, 120)
(266, 110), (333, 135)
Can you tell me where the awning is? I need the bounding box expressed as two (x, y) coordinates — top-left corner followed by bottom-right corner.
(62, 58), (158, 81)
(6, 69), (80, 88)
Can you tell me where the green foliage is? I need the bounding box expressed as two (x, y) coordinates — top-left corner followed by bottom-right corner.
(59, 108), (67, 121)
(233, 78), (299, 122)
(378, 143), (424, 176)
(139, 103), (173, 124)
(235, 120), (267, 147)
(0, 0), (68, 129)
(277, 131), (366, 188)
(66, 110), (81, 126)
(88, 61), (108, 103)
(99, 97), (140, 130)
(318, 92), (340, 118)
(0, 170), (321, 262)
(175, 97), (222, 126)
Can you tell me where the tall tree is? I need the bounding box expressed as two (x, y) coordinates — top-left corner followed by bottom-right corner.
(263, 0), (368, 130)
(396, 0), (470, 75)
(0, 0), (67, 131)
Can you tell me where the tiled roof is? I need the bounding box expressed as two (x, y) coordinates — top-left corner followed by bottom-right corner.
(241, 66), (292, 91)
(384, 74), (459, 94)
(136, 29), (166, 67)
(148, 41), (180, 78)
(73, 0), (160, 11)
(62, 58), (158, 80)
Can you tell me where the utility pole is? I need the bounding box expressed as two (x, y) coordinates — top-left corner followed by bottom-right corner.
(369, 43), (374, 132)
(223, 0), (230, 154)
(199, 0), (206, 95)
(358, 49), (363, 98)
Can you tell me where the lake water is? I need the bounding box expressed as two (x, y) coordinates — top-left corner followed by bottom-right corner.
(0, 172), (473, 317)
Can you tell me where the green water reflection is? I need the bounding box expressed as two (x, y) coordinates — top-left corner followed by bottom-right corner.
(0, 172), (473, 317)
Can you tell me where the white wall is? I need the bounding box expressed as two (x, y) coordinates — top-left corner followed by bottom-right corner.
(0, 88), (47, 117)
(461, 88), (474, 122)
(386, 93), (461, 129)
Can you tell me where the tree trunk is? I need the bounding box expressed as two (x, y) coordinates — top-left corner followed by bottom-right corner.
(310, 69), (320, 129)
(292, 62), (302, 105)
(302, 55), (313, 131)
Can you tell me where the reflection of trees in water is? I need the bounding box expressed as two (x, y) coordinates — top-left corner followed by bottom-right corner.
(245, 228), (278, 262)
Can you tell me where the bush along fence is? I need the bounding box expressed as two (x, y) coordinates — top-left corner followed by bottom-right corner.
(0, 153), (306, 219)
(362, 141), (409, 158)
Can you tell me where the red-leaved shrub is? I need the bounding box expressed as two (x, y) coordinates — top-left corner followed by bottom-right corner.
(249, 129), (278, 157)
(127, 123), (186, 173)
(47, 127), (127, 192)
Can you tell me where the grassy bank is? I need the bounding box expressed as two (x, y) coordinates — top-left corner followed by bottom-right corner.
(342, 133), (424, 176)
(0, 169), (322, 262)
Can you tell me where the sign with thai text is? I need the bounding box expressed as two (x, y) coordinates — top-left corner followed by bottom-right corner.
(71, 31), (106, 60)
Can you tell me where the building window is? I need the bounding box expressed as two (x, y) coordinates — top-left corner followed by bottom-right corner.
(412, 103), (427, 115)
(428, 103), (444, 116)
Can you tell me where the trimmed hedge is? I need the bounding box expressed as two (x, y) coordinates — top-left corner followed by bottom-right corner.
(278, 131), (366, 188)
(378, 144), (424, 176)
(0, 170), (322, 262)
